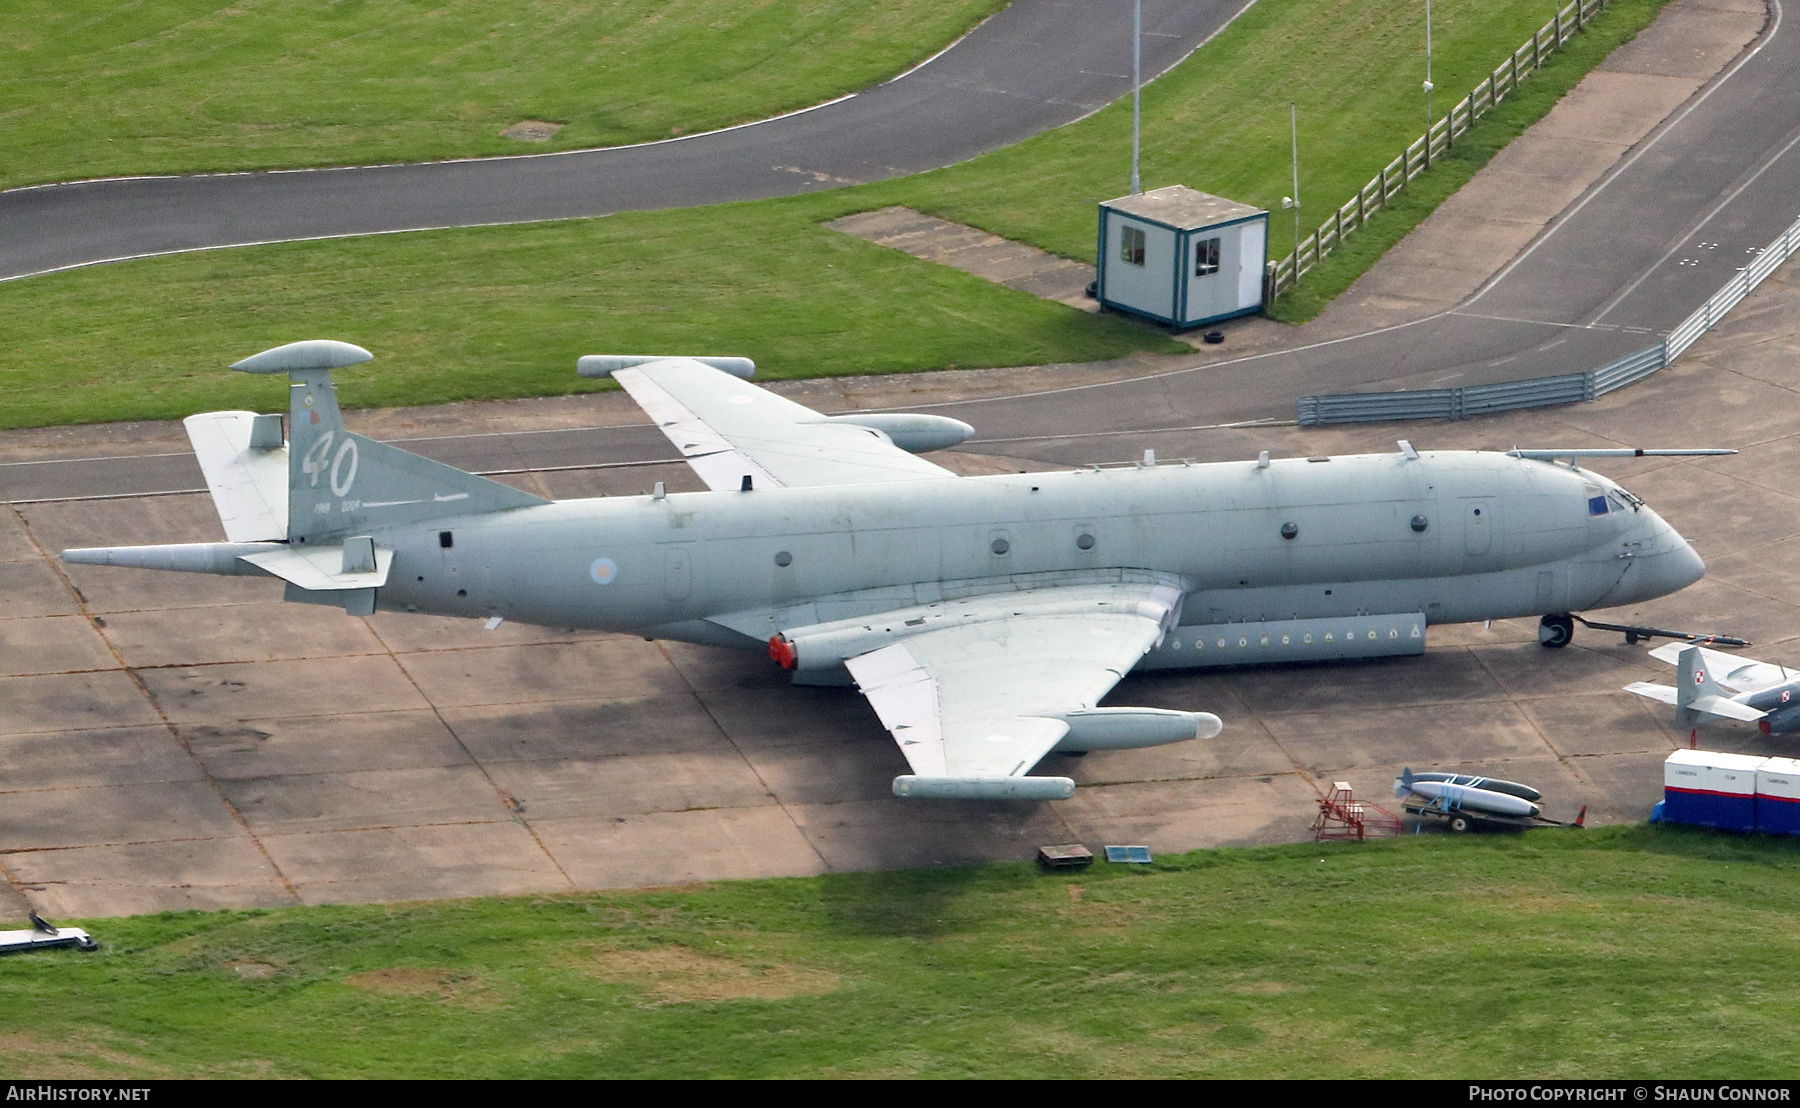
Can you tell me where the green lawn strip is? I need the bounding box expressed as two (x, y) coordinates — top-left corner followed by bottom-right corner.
(850, 0), (1672, 323)
(4, 826), (1799, 1078)
(0, 0), (1002, 190)
(0, 199), (1184, 430)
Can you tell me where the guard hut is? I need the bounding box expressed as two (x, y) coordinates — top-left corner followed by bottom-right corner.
(1095, 185), (1268, 329)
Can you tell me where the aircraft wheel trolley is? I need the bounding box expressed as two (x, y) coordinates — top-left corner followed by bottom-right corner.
(1403, 800), (1584, 833)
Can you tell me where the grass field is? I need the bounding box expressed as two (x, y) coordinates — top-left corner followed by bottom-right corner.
(0, 0), (1673, 428)
(0, 1), (1003, 190)
(4, 825), (1798, 1078)
(0, 203), (1186, 429)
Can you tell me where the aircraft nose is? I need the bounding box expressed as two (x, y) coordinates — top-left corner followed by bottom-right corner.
(1634, 515), (1705, 598)
(1670, 535), (1706, 589)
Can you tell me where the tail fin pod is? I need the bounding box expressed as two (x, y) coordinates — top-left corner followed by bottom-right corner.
(230, 340), (548, 545)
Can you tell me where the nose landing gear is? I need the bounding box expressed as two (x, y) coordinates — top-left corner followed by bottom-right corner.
(1538, 613), (1575, 648)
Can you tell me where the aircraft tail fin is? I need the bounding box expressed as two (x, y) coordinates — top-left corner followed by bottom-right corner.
(230, 340), (548, 546)
(1673, 645), (1767, 726)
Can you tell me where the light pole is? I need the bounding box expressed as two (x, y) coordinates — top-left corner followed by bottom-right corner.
(1131, 0), (1142, 194)
(1423, 0), (1435, 168)
(1282, 102), (1300, 259)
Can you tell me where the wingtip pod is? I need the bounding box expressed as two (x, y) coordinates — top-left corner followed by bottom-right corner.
(893, 776), (1076, 801)
(230, 340), (373, 374)
(824, 413), (975, 453)
(576, 355), (755, 379)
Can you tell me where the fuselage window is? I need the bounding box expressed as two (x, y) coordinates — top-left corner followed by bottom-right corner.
(1195, 236), (1221, 277)
(1120, 225), (1146, 267)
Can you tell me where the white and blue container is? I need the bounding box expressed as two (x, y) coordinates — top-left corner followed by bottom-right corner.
(1755, 756), (1800, 835)
(1661, 749), (1763, 832)
(1096, 185), (1268, 329)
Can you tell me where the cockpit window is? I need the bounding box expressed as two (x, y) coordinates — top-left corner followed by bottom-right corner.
(1607, 493), (1629, 513)
(1588, 495), (1609, 516)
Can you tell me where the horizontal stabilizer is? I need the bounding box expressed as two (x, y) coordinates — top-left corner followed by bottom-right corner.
(184, 411), (288, 542)
(238, 542), (392, 591)
(1691, 695), (1768, 723)
(1624, 681), (1679, 706)
(892, 776), (1076, 801)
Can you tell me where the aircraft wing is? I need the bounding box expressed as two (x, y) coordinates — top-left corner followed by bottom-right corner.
(843, 580), (1183, 800)
(1647, 643), (1795, 693)
(605, 358), (957, 490)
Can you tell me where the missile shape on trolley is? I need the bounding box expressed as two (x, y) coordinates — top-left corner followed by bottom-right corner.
(1404, 771), (1542, 802)
(1394, 767), (1542, 818)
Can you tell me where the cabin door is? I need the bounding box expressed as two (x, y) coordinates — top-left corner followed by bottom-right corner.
(1463, 499), (1495, 557)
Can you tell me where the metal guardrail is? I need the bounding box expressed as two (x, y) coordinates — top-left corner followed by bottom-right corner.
(1268, 0), (1610, 302)
(1296, 210), (1800, 425)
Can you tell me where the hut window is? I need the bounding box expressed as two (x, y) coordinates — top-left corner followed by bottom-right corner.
(1195, 236), (1221, 277)
(1120, 225), (1146, 267)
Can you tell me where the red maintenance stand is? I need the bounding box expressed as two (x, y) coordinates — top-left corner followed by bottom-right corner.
(1312, 781), (1403, 842)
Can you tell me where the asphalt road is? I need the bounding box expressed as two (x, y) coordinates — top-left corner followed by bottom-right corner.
(0, 0), (1245, 281)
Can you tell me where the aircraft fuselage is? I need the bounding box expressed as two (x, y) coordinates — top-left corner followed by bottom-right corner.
(371, 449), (1702, 660)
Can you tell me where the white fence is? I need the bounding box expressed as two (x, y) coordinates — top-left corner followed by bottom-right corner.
(1297, 210), (1800, 425)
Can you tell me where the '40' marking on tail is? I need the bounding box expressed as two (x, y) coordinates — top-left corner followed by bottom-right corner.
(301, 431), (359, 497)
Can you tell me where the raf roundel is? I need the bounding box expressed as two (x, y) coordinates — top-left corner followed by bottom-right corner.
(589, 557), (619, 586)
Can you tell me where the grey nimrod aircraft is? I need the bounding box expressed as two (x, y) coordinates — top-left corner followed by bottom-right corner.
(63, 341), (1716, 800)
